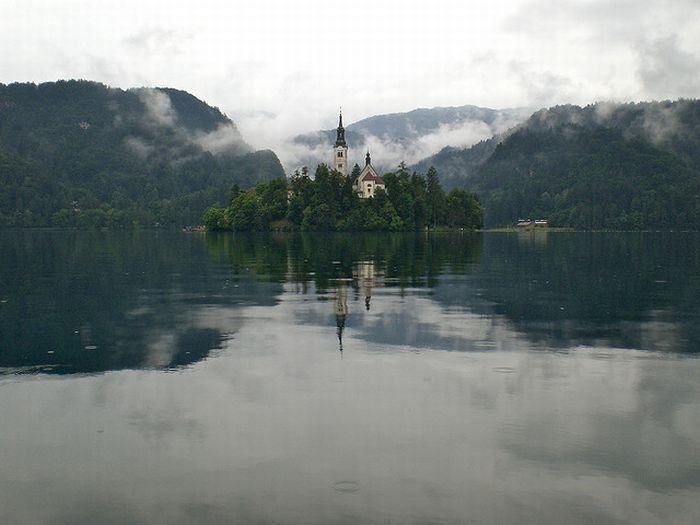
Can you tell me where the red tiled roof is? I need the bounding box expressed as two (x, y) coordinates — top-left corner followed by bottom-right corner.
(361, 172), (385, 185)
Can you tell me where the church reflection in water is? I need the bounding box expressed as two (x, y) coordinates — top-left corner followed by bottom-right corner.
(335, 284), (348, 353)
(357, 260), (375, 312)
(332, 260), (381, 354)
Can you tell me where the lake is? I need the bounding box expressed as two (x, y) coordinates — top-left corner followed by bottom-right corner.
(1, 230), (699, 524)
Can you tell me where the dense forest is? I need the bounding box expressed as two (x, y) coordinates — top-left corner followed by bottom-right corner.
(418, 100), (700, 229)
(3, 82), (699, 231)
(203, 163), (483, 231)
(0, 80), (284, 227)
(475, 125), (700, 228)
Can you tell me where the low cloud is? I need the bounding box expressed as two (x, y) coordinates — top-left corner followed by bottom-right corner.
(136, 88), (178, 128)
(266, 110), (532, 175)
(509, 61), (577, 109)
(637, 36), (700, 101)
(127, 88), (249, 160)
(638, 100), (692, 146)
(533, 99), (695, 151)
(192, 123), (250, 155)
(123, 28), (190, 58)
(354, 120), (496, 171)
(123, 136), (154, 159)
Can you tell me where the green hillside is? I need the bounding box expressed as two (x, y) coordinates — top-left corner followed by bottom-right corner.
(0, 80), (284, 227)
(421, 100), (700, 229)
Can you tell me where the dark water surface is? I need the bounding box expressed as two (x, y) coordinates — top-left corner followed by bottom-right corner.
(1, 230), (699, 524)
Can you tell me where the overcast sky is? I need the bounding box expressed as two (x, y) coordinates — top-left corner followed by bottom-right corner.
(2, 0), (700, 151)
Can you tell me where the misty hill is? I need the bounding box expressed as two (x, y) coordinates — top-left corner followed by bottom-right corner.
(291, 105), (533, 173)
(0, 80), (284, 227)
(412, 138), (500, 190)
(448, 100), (700, 228)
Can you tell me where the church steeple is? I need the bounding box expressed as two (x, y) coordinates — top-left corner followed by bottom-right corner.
(333, 108), (348, 176)
(365, 151), (371, 166)
(335, 110), (346, 147)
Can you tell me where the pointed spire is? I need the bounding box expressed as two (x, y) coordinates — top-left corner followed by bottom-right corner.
(365, 150), (371, 166)
(335, 107), (346, 147)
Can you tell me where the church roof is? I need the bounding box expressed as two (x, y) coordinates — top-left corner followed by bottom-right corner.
(356, 151), (385, 185)
(358, 168), (385, 185)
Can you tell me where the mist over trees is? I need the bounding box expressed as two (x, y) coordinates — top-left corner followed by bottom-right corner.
(203, 163), (483, 232)
(417, 100), (700, 229)
(0, 80), (284, 227)
(476, 126), (700, 229)
(290, 105), (532, 174)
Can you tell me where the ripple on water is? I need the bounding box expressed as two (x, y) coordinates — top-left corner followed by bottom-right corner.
(333, 481), (360, 493)
(492, 367), (516, 374)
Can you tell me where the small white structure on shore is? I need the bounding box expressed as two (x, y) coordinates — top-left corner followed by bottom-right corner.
(517, 218), (548, 228)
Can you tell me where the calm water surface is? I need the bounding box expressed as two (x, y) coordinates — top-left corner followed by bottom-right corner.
(1, 230), (699, 524)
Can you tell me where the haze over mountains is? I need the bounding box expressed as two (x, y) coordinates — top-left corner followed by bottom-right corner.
(290, 105), (534, 174)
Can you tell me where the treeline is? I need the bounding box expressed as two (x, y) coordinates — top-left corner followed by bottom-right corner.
(0, 80), (284, 227)
(203, 163), (483, 231)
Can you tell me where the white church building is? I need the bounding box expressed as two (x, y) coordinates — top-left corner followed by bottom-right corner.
(332, 112), (385, 199)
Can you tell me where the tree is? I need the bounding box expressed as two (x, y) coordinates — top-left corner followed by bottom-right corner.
(203, 205), (230, 231)
(446, 189), (483, 229)
(229, 190), (269, 231)
(205, 161), (482, 231)
(256, 178), (288, 221)
(426, 166), (446, 227)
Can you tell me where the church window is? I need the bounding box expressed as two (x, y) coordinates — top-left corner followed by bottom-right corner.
(337, 151), (343, 157)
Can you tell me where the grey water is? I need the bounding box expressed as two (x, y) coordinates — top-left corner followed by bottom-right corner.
(1, 230), (699, 524)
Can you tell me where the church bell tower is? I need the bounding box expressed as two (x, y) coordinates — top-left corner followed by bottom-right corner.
(333, 110), (348, 176)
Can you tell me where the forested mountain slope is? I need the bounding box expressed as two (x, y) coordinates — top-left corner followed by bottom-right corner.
(422, 100), (700, 229)
(0, 80), (284, 226)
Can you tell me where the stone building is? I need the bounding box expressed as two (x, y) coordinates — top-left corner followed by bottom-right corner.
(332, 111), (385, 198)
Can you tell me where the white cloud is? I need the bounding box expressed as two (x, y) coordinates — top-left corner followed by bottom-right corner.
(123, 136), (154, 159)
(637, 36), (700, 100)
(192, 123), (250, 155)
(2, 0), (699, 161)
(136, 88), (178, 127)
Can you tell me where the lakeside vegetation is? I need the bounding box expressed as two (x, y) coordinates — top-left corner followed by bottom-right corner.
(203, 163), (483, 232)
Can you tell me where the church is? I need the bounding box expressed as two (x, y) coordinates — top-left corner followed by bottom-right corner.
(332, 111), (385, 199)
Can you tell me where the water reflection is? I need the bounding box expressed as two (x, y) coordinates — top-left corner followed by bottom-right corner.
(0, 230), (281, 375)
(335, 282), (348, 353)
(478, 232), (700, 353)
(1, 231), (700, 377)
(353, 260), (377, 310)
(2, 231), (700, 524)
